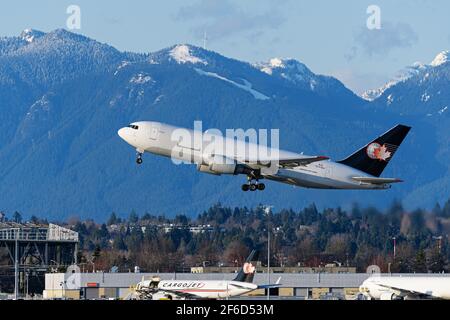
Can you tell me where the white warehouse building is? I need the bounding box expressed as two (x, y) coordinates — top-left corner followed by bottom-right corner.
(44, 272), (375, 300)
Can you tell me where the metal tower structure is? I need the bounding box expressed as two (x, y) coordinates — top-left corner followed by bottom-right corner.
(0, 222), (78, 298)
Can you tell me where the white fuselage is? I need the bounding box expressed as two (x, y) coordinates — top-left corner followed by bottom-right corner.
(118, 121), (389, 190)
(137, 279), (258, 300)
(360, 276), (450, 300)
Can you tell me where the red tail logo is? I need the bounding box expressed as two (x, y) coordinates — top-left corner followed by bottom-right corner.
(243, 262), (256, 274)
(366, 143), (392, 161)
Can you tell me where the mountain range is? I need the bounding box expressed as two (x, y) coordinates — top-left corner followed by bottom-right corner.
(0, 29), (448, 220)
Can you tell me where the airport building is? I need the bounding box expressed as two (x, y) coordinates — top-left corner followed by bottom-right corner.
(191, 265), (357, 274)
(43, 272), (371, 300)
(0, 222), (79, 298)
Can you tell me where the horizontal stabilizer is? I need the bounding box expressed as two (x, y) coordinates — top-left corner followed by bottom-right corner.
(257, 276), (282, 289)
(352, 177), (403, 185)
(258, 283), (282, 289)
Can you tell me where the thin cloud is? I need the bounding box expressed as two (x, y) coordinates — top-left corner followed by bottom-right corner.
(177, 0), (236, 19)
(105, 17), (121, 25)
(176, 0), (286, 43)
(349, 21), (418, 58)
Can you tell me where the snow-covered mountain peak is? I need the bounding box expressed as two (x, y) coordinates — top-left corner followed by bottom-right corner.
(362, 62), (428, 101)
(362, 50), (450, 102)
(257, 57), (329, 92)
(43, 28), (92, 43)
(16, 28), (125, 61)
(20, 29), (45, 43)
(269, 57), (285, 68)
(258, 58), (284, 75)
(258, 58), (310, 76)
(430, 50), (449, 67)
(254, 57), (353, 96)
(169, 44), (207, 65)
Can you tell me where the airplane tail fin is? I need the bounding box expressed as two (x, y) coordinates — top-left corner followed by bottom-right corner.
(233, 250), (258, 283)
(338, 124), (411, 177)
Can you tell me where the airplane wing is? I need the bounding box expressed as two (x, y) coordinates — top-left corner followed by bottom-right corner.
(375, 283), (432, 298)
(156, 289), (201, 300)
(277, 156), (329, 168)
(241, 156), (329, 168)
(352, 177), (403, 184)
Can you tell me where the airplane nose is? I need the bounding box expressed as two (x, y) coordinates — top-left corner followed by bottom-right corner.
(118, 128), (128, 141)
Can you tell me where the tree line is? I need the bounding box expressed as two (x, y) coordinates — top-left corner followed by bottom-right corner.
(2, 199), (450, 273)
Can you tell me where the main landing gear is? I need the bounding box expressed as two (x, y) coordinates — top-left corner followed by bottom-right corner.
(242, 176), (265, 192)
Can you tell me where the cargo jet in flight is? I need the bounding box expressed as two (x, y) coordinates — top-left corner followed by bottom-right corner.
(118, 121), (410, 191)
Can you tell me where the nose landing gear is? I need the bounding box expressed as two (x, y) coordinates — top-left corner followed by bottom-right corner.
(136, 152), (143, 165)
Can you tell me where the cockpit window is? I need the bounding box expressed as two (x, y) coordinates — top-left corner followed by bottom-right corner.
(128, 125), (139, 130)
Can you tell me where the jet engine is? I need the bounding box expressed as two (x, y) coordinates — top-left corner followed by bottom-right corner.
(197, 155), (249, 176)
(380, 292), (397, 300)
(197, 164), (222, 175)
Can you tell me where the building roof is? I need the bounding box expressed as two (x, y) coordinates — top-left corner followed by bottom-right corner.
(0, 223), (78, 242)
(0, 222), (47, 229)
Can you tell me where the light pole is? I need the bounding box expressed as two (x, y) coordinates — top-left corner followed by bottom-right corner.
(392, 237), (396, 260)
(264, 205), (273, 300)
(25, 270), (29, 298)
(88, 259), (96, 273)
(60, 281), (66, 300)
(14, 238), (18, 300)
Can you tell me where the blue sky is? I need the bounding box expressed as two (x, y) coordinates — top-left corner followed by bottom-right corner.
(1, 0), (449, 94)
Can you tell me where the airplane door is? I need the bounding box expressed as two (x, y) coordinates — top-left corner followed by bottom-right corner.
(149, 124), (160, 140)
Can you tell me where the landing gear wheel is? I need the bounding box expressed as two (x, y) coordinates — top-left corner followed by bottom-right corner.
(244, 173), (265, 192)
(136, 157), (143, 165)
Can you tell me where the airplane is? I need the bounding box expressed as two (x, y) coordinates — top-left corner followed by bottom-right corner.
(118, 121), (411, 191)
(360, 275), (450, 300)
(132, 250), (280, 300)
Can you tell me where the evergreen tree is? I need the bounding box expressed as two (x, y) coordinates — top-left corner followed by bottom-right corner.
(432, 203), (442, 217)
(428, 248), (446, 273)
(129, 210), (139, 224)
(30, 215), (40, 224)
(92, 246), (101, 264)
(442, 200), (450, 218)
(98, 224), (109, 238)
(113, 234), (127, 251)
(141, 213), (153, 221)
(414, 249), (427, 273)
(12, 211), (22, 223)
(107, 212), (118, 225)
(174, 214), (189, 226)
